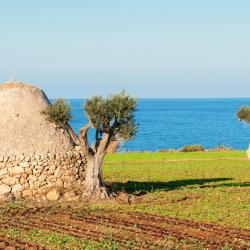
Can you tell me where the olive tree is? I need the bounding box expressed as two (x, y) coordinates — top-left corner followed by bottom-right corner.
(41, 98), (78, 144)
(237, 106), (250, 159)
(237, 107), (250, 123)
(79, 91), (137, 197)
(42, 99), (71, 126)
(43, 92), (138, 198)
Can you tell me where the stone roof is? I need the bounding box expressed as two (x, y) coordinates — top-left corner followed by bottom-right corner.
(0, 81), (37, 90)
(0, 82), (75, 155)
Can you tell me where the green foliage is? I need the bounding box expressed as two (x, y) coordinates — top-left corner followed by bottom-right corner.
(42, 99), (72, 128)
(5, 228), (20, 238)
(180, 145), (205, 152)
(84, 90), (138, 140)
(237, 106), (250, 123)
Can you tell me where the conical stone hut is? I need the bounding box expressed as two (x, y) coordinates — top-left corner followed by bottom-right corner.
(0, 82), (86, 201)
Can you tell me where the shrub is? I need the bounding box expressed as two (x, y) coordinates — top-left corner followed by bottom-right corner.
(237, 106), (250, 123)
(180, 145), (205, 152)
(42, 99), (72, 128)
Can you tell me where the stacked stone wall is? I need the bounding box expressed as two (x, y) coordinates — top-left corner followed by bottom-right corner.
(0, 150), (86, 202)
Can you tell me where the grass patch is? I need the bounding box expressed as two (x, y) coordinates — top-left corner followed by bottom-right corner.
(2, 227), (120, 250)
(104, 150), (246, 163)
(102, 152), (250, 229)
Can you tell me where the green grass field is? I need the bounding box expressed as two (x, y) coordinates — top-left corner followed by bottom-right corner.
(101, 151), (250, 229)
(104, 150), (246, 162)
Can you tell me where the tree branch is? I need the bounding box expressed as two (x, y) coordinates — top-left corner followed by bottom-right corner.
(67, 126), (80, 145)
(79, 123), (94, 156)
(97, 132), (114, 155)
(93, 129), (100, 153)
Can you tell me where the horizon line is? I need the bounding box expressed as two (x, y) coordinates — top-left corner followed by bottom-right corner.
(50, 97), (250, 100)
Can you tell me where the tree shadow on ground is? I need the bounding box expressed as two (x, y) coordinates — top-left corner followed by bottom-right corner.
(108, 178), (235, 195)
(216, 182), (250, 188)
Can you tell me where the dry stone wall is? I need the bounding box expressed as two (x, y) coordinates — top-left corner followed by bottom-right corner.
(0, 150), (86, 202)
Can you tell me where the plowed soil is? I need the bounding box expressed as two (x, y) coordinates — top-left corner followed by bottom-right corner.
(0, 206), (249, 249)
(0, 234), (47, 250)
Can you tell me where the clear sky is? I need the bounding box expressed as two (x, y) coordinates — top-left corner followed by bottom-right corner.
(0, 0), (249, 98)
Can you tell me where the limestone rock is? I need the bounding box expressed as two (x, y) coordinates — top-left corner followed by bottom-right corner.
(0, 184), (11, 195)
(12, 183), (23, 193)
(0, 168), (7, 176)
(19, 162), (30, 168)
(46, 189), (61, 201)
(9, 166), (24, 176)
(1, 177), (18, 186)
(63, 191), (77, 200)
(22, 190), (32, 197)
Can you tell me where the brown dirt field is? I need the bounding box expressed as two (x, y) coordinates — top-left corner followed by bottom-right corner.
(0, 234), (47, 250)
(0, 206), (249, 249)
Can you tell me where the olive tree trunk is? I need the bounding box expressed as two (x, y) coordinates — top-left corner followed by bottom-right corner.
(84, 153), (108, 198)
(78, 127), (110, 198)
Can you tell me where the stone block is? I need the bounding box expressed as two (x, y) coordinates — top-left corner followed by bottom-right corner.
(63, 191), (77, 200)
(19, 162), (30, 168)
(12, 183), (23, 193)
(22, 189), (32, 197)
(0, 168), (8, 176)
(0, 184), (11, 195)
(2, 177), (18, 186)
(9, 166), (24, 176)
(46, 189), (60, 201)
(25, 155), (31, 162)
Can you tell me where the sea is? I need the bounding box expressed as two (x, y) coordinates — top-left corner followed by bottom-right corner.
(67, 98), (250, 152)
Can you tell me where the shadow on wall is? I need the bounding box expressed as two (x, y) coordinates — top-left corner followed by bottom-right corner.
(107, 178), (242, 195)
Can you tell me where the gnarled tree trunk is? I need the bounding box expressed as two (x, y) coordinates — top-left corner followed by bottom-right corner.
(107, 135), (120, 153)
(84, 153), (108, 198)
(78, 126), (111, 198)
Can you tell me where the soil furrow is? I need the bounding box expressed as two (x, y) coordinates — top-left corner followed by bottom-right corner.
(1, 217), (152, 250)
(63, 210), (248, 245)
(1, 207), (249, 249)
(126, 211), (250, 240)
(128, 211), (250, 235)
(55, 211), (249, 249)
(34, 216), (161, 249)
(50, 211), (241, 249)
(0, 234), (48, 250)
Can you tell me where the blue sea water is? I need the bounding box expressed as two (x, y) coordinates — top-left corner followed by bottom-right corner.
(67, 99), (250, 151)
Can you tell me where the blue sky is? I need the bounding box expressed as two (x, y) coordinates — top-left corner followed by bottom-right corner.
(0, 0), (249, 98)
